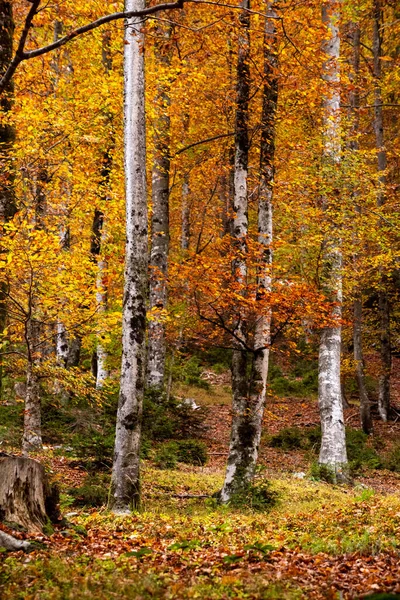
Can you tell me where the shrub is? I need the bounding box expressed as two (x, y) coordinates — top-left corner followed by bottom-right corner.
(309, 462), (337, 484)
(70, 430), (115, 470)
(268, 427), (304, 451)
(268, 357), (318, 397)
(305, 427), (382, 473)
(154, 439), (208, 468)
(154, 442), (179, 469)
(171, 356), (210, 390)
(383, 444), (400, 472)
(346, 429), (382, 472)
(0, 403), (22, 448)
(142, 388), (208, 442)
(176, 439), (208, 466)
(229, 480), (278, 512)
(68, 474), (110, 507)
(303, 426), (322, 450)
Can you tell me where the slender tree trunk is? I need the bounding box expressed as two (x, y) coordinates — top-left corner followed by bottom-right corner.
(181, 114), (191, 251)
(0, 1), (16, 399)
(354, 294), (372, 433)
(348, 21), (372, 433)
(181, 174), (190, 250)
(91, 30), (113, 389)
(91, 208), (107, 384)
(318, 0), (348, 480)
(22, 320), (42, 453)
(250, 0), (277, 453)
(147, 24), (172, 390)
(372, 0), (391, 421)
(53, 21), (70, 370)
(221, 0), (278, 502)
(22, 149), (50, 452)
(109, 0), (147, 513)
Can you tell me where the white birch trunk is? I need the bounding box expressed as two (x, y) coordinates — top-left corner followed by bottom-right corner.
(147, 24), (172, 390)
(318, 0), (348, 479)
(110, 0), (147, 512)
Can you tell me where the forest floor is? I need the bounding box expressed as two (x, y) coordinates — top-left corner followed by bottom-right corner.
(2, 362), (400, 599)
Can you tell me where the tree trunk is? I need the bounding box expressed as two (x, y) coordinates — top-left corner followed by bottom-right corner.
(347, 20), (373, 434)
(109, 0), (147, 513)
(181, 113), (191, 252)
(22, 161), (48, 453)
(372, 0), (391, 421)
(0, 456), (59, 533)
(0, 0), (15, 223)
(222, 0), (278, 502)
(22, 356), (42, 453)
(91, 31), (113, 389)
(354, 294), (373, 433)
(147, 24), (172, 390)
(245, 0), (278, 477)
(91, 207), (109, 387)
(0, 1), (17, 400)
(181, 174), (190, 250)
(318, 0), (348, 481)
(220, 0), (250, 503)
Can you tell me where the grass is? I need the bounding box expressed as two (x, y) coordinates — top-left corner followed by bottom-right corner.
(2, 466), (400, 598)
(172, 382), (232, 405)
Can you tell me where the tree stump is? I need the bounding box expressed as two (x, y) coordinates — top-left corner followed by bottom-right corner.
(0, 456), (59, 533)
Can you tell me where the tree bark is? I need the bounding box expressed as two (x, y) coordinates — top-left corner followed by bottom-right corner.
(220, 0), (251, 504)
(181, 113), (191, 251)
(0, 456), (59, 533)
(91, 156), (111, 389)
(91, 30), (113, 389)
(22, 160), (49, 453)
(22, 351), (42, 453)
(221, 0), (277, 502)
(249, 0), (277, 460)
(0, 0), (15, 222)
(372, 0), (391, 422)
(354, 294), (372, 433)
(109, 0), (147, 513)
(348, 21), (372, 434)
(318, 0), (348, 480)
(147, 23), (172, 390)
(0, 1), (17, 400)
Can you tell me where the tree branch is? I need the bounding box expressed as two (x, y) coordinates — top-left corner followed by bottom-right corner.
(0, 0), (187, 94)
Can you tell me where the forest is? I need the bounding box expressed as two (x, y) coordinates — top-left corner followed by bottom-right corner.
(0, 0), (399, 598)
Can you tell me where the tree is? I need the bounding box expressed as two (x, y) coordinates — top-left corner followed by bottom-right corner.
(0, 0), (16, 399)
(317, 0), (348, 480)
(347, 17), (373, 434)
(220, 0), (278, 502)
(147, 23), (173, 391)
(109, 0), (148, 513)
(91, 29), (114, 390)
(372, 0), (391, 422)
